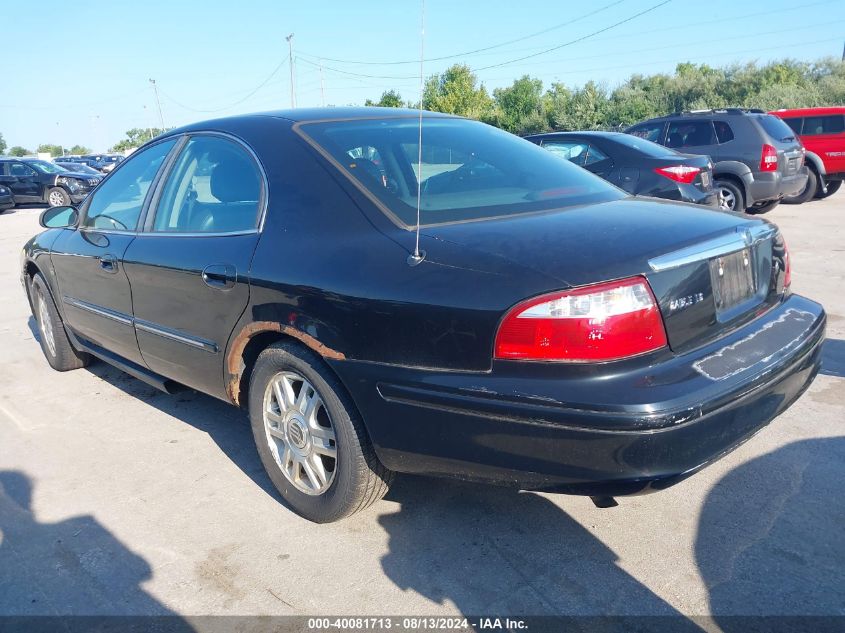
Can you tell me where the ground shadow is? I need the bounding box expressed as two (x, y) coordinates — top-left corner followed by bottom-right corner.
(0, 470), (192, 627)
(379, 475), (703, 629)
(696, 437), (845, 629)
(820, 338), (845, 378)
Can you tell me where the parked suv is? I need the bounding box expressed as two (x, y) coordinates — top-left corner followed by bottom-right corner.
(0, 157), (102, 207)
(626, 109), (808, 214)
(770, 107), (844, 203)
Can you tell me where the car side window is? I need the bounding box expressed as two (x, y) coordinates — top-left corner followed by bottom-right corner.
(713, 121), (735, 143)
(802, 115), (845, 135)
(628, 123), (664, 144)
(82, 139), (176, 231)
(541, 141), (591, 166)
(666, 121), (716, 148)
(10, 162), (37, 177)
(782, 118), (803, 135)
(152, 136), (262, 233)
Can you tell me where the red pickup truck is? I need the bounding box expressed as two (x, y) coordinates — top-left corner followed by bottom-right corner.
(770, 107), (844, 203)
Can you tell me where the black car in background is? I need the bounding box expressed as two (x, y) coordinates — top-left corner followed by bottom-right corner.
(526, 131), (717, 207)
(626, 109), (808, 214)
(0, 184), (12, 211)
(54, 161), (104, 177)
(0, 157), (101, 207)
(83, 153), (124, 173)
(21, 109), (824, 523)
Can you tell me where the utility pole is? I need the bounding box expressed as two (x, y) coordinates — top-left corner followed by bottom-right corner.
(842, 39), (845, 61)
(319, 59), (326, 107)
(142, 105), (154, 141)
(149, 78), (166, 129)
(286, 34), (296, 108)
(56, 122), (65, 156)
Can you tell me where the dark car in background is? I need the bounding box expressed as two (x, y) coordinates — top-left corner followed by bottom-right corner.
(526, 131), (717, 207)
(770, 107), (845, 203)
(21, 108), (825, 523)
(626, 109), (808, 214)
(0, 184), (13, 211)
(0, 157), (101, 207)
(54, 161), (104, 177)
(83, 153), (124, 173)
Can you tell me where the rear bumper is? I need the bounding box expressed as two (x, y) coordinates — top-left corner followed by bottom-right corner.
(332, 295), (825, 494)
(747, 168), (808, 205)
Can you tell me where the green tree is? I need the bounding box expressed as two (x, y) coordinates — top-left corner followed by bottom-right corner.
(422, 64), (493, 119)
(0, 133), (6, 154)
(8, 146), (30, 157)
(37, 144), (64, 157)
(110, 128), (167, 152)
(490, 75), (546, 134)
(365, 90), (404, 108)
(68, 144), (92, 155)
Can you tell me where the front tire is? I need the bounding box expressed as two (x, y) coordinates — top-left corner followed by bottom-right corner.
(248, 341), (393, 523)
(783, 169), (817, 204)
(46, 187), (70, 207)
(30, 274), (91, 371)
(715, 179), (745, 212)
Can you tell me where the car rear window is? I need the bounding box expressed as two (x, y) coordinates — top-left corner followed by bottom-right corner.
(756, 115), (796, 142)
(297, 117), (622, 227)
(606, 133), (679, 158)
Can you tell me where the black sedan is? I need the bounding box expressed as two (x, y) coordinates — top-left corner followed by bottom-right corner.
(21, 108), (825, 523)
(526, 131), (718, 207)
(0, 184), (13, 211)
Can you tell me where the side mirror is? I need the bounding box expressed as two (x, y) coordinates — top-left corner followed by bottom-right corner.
(39, 205), (78, 229)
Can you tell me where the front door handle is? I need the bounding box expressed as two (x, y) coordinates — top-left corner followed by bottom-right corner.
(99, 254), (118, 273)
(202, 264), (236, 290)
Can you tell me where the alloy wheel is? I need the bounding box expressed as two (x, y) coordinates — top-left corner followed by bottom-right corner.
(48, 190), (66, 207)
(37, 293), (56, 357)
(262, 371), (337, 495)
(718, 187), (736, 211)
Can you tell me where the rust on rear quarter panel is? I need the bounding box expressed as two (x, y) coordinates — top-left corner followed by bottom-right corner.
(226, 321), (345, 405)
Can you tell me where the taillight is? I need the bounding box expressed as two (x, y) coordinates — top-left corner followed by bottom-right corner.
(654, 165), (701, 184)
(760, 144), (778, 172)
(494, 277), (668, 361)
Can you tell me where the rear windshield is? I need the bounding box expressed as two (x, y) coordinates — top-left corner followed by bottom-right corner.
(297, 117), (622, 227)
(756, 115), (796, 142)
(607, 133), (679, 158)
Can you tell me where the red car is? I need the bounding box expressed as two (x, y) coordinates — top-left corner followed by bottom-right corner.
(770, 107), (844, 203)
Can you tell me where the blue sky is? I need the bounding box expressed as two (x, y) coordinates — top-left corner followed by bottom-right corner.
(2, 0), (842, 151)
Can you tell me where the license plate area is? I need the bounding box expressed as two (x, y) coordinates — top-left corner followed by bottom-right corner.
(709, 248), (756, 314)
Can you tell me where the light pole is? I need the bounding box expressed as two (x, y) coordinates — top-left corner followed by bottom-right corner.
(56, 122), (65, 156)
(149, 78), (165, 129)
(286, 34), (296, 108)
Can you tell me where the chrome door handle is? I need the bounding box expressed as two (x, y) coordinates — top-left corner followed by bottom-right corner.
(202, 264), (236, 290)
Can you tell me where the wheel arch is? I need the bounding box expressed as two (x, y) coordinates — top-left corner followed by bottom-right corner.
(803, 151), (825, 176)
(225, 321), (346, 407)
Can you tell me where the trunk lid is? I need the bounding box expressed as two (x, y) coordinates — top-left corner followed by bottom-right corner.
(425, 197), (785, 352)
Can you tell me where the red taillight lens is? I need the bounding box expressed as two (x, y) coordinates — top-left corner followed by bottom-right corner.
(494, 277), (668, 361)
(760, 144), (778, 172)
(654, 165), (701, 184)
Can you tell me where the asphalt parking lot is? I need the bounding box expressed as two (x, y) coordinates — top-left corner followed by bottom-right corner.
(0, 199), (843, 624)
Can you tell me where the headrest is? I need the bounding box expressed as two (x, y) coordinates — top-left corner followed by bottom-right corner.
(210, 157), (260, 203)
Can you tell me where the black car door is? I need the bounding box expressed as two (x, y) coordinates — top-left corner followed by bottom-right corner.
(50, 139), (178, 365)
(122, 133), (263, 399)
(0, 161), (41, 202)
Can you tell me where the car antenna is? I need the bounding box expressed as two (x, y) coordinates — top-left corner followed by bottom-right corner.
(407, 0), (427, 267)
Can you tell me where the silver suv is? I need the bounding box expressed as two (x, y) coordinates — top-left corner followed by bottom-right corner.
(626, 109), (808, 213)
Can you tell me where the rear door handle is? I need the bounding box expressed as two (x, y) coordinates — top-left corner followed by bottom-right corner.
(202, 264), (236, 290)
(99, 254), (118, 273)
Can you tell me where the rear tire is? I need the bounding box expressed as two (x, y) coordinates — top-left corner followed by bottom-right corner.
(248, 341), (393, 523)
(815, 179), (842, 199)
(783, 169), (817, 204)
(30, 274), (91, 371)
(747, 199), (780, 215)
(715, 179), (745, 212)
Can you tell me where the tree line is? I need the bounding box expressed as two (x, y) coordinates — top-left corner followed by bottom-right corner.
(368, 57), (845, 135)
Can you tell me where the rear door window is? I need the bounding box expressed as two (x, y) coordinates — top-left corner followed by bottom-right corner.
(713, 121), (735, 144)
(802, 115), (845, 135)
(782, 117), (803, 134)
(757, 115), (797, 142)
(666, 121), (716, 148)
(627, 122), (665, 144)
